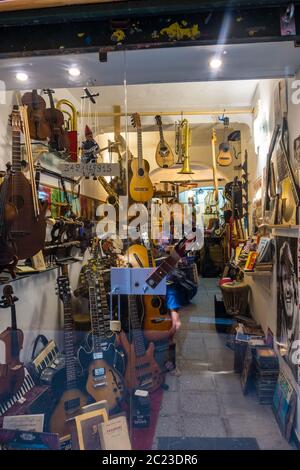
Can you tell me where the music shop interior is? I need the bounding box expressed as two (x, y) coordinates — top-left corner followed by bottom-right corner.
(0, 38), (300, 451)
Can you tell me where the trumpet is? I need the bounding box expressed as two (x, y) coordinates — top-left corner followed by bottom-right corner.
(176, 119), (194, 174)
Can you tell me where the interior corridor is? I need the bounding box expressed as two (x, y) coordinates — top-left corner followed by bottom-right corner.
(153, 278), (293, 450)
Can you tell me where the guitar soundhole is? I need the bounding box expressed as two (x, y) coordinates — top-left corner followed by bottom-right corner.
(151, 297), (160, 308)
(9, 195), (24, 210)
(163, 164), (168, 169)
(138, 168), (144, 177)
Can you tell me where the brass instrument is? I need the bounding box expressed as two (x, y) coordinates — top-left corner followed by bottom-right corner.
(177, 119), (194, 174)
(56, 99), (78, 130)
(98, 175), (119, 208)
(175, 120), (183, 164)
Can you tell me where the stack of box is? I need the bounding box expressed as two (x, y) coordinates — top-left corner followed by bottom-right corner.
(253, 347), (279, 404)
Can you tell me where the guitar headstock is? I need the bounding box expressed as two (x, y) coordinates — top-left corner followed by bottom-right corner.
(155, 115), (162, 127)
(0, 285), (18, 308)
(131, 113), (141, 129)
(56, 276), (71, 303)
(9, 106), (22, 132)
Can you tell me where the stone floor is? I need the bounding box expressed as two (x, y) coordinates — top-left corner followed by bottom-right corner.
(153, 278), (293, 450)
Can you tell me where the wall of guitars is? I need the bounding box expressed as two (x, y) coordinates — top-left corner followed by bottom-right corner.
(0, 68), (299, 448)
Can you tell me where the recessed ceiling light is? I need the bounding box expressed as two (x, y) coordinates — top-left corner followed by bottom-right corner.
(209, 58), (222, 70)
(16, 72), (28, 82)
(68, 67), (81, 77)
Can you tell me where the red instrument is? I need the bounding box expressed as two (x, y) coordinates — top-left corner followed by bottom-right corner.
(0, 285), (25, 401)
(21, 90), (51, 141)
(44, 89), (69, 152)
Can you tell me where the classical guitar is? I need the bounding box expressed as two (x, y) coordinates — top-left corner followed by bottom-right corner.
(217, 117), (233, 167)
(155, 115), (174, 168)
(50, 269), (89, 437)
(129, 113), (153, 202)
(0, 285), (25, 401)
(119, 294), (163, 393)
(3, 106), (48, 260)
(81, 266), (124, 412)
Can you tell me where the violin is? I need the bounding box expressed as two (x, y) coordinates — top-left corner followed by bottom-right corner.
(44, 89), (69, 152)
(0, 167), (18, 278)
(21, 89), (51, 141)
(0, 285), (24, 400)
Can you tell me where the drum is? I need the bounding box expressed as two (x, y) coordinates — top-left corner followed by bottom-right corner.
(220, 282), (250, 316)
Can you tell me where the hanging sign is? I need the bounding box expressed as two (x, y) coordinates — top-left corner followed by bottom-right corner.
(59, 162), (120, 178)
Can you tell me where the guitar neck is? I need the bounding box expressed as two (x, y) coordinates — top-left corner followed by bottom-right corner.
(12, 129), (22, 172)
(63, 300), (77, 390)
(10, 303), (20, 361)
(137, 128), (144, 170)
(128, 295), (146, 357)
(158, 123), (165, 146)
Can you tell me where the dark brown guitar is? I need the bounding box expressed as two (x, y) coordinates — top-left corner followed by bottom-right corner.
(50, 268), (89, 437)
(4, 106), (48, 260)
(0, 285), (25, 400)
(44, 89), (69, 152)
(0, 169), (18, 277)
(119, 294), (163, 393)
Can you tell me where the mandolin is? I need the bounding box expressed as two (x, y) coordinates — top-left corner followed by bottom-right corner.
(44, 89), (69, 152)
(217, 117), (233, 167)
(155, 115), (174, 168)
(0, 169), (18, 277)
(119, 293), (163, 393)
(0, 285), (25, 401)
(3, 107), (48, 260)
(50, 269), (89, 437)
(129, 113), (153, 202)
(21, 90), (51, 141)
(80, 265), (124, 411)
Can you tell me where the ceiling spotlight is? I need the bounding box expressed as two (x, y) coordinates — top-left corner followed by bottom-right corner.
(209, 58), (222, 70)
(68, 67), (81, 77)
(16, 72), (28, 82)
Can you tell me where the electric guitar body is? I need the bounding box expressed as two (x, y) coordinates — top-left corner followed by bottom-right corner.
(119, 330), (163, 393)
(49, 388), (89, 437)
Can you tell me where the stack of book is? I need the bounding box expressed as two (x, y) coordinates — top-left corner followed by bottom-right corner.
(255, 262), (273, 272)
(253, 348), (279, 404)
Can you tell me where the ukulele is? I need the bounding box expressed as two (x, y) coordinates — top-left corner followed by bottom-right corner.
(21, 90), (51, 141)
(217, 117), (233, 167)
(0, 169), (18, 278)
(129, 113), (153, 202)
(80, 266), (124, 412)
(0, 285), (25, 400)
(119, 294), (163, 393)
(50, 269), (89, 437)
(155, 115), (174, 168)
(44, 89), (69, 152)
(4, 106), (48, 260)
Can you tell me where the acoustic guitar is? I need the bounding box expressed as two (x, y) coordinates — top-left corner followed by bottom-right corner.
(119, 294), (163, 393)
(80, 265), (124, 412)
(155, 115), (174, 168)
(50, 270), (89, 437)
(3, 106), (48, 260)
(217, 117), (233, 167)
(129, 113), (153, 202)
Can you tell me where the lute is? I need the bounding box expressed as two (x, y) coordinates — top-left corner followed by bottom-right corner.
(155, 115), (174, 168)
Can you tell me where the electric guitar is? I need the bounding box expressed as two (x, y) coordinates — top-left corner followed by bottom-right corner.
(119, 294), (163, 393)
(50, 268), (89, 437)
(81, 265), (124, 412)
(217, 117), (233, 167)
(129, 113), (153, 202)
(155, 115), (174, 168)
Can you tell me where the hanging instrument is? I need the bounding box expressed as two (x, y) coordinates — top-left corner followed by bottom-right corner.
(0, 168), (18, 277)
(56, 99), (78, 161)
(50, 266), (89, 437)
(177, 119), (194, 174)
(44, 89), (70, 152)
(217, 117), (233, 167)
(211, 128), (219, 206)
(3, 106), (47, 260)
(0, 285), (25, 401)
(21, 90), (51, 142)
(129, 113), (154, 203)
(155, 115), (174, 168)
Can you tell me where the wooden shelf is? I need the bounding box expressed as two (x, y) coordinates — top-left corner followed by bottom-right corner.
(241, 268), (273, 278)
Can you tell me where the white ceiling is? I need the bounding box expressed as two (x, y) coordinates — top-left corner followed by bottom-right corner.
(0, 41), (299, 91)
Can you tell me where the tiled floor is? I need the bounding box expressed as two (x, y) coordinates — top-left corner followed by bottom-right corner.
(153, 278), (293, 450)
